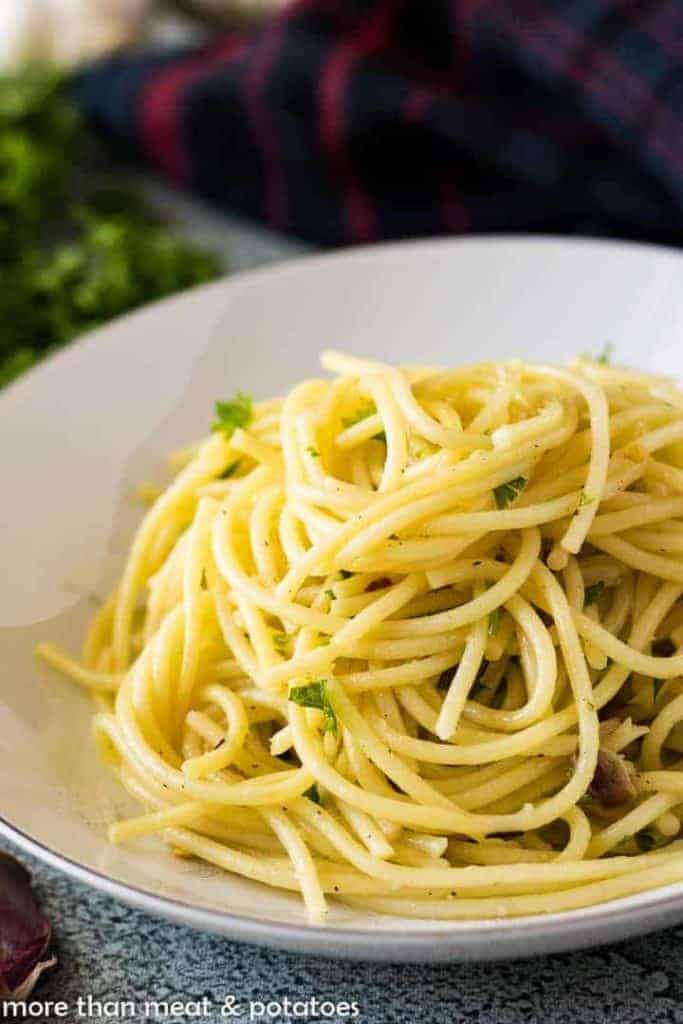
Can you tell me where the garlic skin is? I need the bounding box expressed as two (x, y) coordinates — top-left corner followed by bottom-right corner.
(5, 956), (58, 1002)
(0, 0), (149, 69)
(0, 851), (55, 1001)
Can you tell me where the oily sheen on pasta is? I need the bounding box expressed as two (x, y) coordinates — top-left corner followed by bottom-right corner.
(38, 351), (683, 923)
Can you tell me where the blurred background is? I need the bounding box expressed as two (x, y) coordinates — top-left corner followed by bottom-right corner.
(1, 0), (682, 389)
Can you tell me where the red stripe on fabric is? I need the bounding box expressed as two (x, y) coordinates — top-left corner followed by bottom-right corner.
(403, 86), (469, 235)
(242, 17), (290, 231)
(138, 37), (242, 185)
(494, 5), (663, 131)
(404, 87), (430, 125)
(499, 4), (683, 174)
(451, 0), (489, 74)
(240, 0), (318, 229)
(609, 0), (683, 64)
(319, 0), (398, 243)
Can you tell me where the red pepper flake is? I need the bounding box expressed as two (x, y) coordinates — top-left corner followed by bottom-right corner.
(366, 577), (392, 592)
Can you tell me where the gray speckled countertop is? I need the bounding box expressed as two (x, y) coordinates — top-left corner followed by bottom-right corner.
(7, 836), (683, 1024)
(5, 200), (683, 1023)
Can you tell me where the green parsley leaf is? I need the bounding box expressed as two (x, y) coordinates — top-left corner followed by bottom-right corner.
(212, 392), (252, 437)
(494, 476), (527, 509)
(488, 607), (501, 636)
(581, 343), (613, 365)
(635, 830), (659, 852)
(342, 404), (376, 429)
(0, 346), (36, 387)
(289, 680), (337, 736)
(220, 460), (240, 479)
(306, 446), (320, 458)
(0, 66), (223, 391)
(584, 581), (604, 607)
(303, 784), (321, 804)
(325, 590), (335, 601)
(598, 343), (614, 365)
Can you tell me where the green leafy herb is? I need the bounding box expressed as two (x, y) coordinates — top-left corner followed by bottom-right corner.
(212, 392), (252, 437)
(289, 680), (337, 735)
(494, 476), (527, 509)
(635, 829), (666, 852)
(325, 590), (335, 601)
(636, 831), (655, 852)
(584, 581), (604, 607)
(581, 343), (613, 365)
(0, 66), (222, 390)
(220, 460), (240, 479)
(342, 405), (375, 429)
(488, 606), (501, 636)
(306, 446), (320, 458)
(340, 402), (385, 440)
(0, 346), (36, 386)
(303, 784), (321, 805)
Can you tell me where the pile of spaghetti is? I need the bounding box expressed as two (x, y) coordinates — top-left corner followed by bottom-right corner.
(39, 351), (683, 922)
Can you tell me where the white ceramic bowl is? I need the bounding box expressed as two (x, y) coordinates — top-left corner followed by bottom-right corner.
(3, 237), (683, 961)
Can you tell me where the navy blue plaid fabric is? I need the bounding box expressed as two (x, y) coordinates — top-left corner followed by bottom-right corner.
(76, 0), (683, 246)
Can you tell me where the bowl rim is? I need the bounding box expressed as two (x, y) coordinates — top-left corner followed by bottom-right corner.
(4, 233), (683, 961)
(4, 812), (683, 961)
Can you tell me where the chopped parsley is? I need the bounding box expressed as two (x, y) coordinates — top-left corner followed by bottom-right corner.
(0, 66), (222, 390)
(212, 392), (252, 438)
(306, 446), (320, 458)
(494, 476), (527, 509)
(581, 343), (613, 365)
(584, 581), (604, 607)
(220, 460), (240, 479)
(289, 680), (338, 736)
(635, 831), (655, 852)
(488, 607), (501, 636)
(634, 829), (668, 853)
(342, 405), (375, 429)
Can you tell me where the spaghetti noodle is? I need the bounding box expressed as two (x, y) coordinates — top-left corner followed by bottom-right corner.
(38, 352), (683, 923)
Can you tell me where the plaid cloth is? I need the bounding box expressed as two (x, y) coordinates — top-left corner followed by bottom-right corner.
(76, 0), (683, 246)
